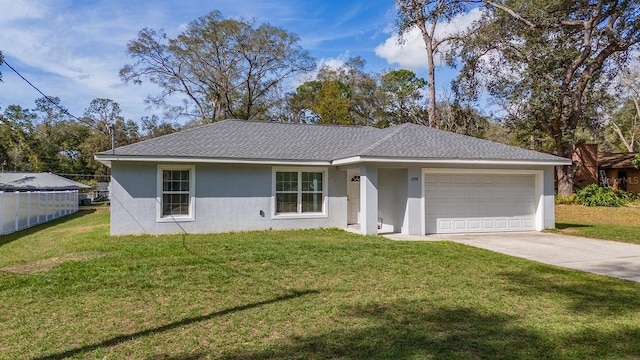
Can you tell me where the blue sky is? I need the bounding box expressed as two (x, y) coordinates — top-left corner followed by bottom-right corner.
(0, 0), (480, 124)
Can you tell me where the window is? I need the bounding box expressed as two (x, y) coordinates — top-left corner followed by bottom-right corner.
(273, 168), (327, 216)
(157, 165), (195, 221)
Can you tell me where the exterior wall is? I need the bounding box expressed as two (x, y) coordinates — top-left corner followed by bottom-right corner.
(542, 165), (556, 229)
(603, 169), (640, 193)
(626, 169), (640, 193)
(359, 164), (379, 235)
(573, 144), (598, 187)
(378, 168), (407, 233)
(110, 162), (346, 235)
(404, 167), (423, 235)
(110, 160), (560, 235)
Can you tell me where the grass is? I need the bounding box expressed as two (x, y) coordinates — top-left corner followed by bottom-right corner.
(555, 204), (640, 244)
(1, 207), (640, 359)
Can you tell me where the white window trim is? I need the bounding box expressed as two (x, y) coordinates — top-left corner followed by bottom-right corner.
(156, 164), (196, 222)
(272, 166), (328, 219)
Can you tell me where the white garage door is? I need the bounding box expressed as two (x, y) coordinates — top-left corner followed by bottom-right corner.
(424, 173), (536, 234)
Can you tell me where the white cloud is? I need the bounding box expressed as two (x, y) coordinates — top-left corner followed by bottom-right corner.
(0, 1), (174, 120)
(287, 53), (353, 89)
(317, 55), (349, 70)
(374, 8), (483, 71)
(0, 0), (48, 21)
(177, 22), (189, 32)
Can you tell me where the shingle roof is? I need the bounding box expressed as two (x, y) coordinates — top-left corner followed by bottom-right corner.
(96, 119), (568, 163)
(0, 172), (91, 191)
(598, 152), (638, 169)
(353, 123), (564, 161)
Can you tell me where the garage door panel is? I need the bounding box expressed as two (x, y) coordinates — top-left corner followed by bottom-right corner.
(425, 173), (536, 234)
(468, 220), (481, 230)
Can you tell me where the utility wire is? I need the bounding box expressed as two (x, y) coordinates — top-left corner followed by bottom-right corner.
(2, 59), (86, 124)
(57, 173), (111, 178)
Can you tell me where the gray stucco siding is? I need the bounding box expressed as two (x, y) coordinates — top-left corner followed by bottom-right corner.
(378, 168), (407, 233)
(542, 165), (556, 229)
(109, 162), (347, 235)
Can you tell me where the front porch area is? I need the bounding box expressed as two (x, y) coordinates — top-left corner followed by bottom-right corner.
(345, 165), (424, 236)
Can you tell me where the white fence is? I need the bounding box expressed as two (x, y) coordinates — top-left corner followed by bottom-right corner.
(0, 191), (79, 236)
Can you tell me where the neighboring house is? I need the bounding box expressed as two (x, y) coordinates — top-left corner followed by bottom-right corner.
(598, 153), (640, 192)
(572, 144), (640, 192)
(89, 181), (111, 201)
(94, 120), (570, 236)
(0, 172), (90, 192)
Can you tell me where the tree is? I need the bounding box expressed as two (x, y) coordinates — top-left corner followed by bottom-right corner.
(0, 105), (37, 171)
(120, 11), (315, 123)
(455, 0), (640, 196)
(0, 50), (3, 82)
(288, 79), (351, 125)
(287, 57), (382, 126)
(633, 153), (640, 169)
(608, 99), (640, 152)
(395, 0), (466, 127)
(81, 98), (126, 174)
(140, 115), (180, 139)
(333, 57), (381, 126)
(313, 80), (352, 125)
(83, 98), (122, 137)
(437, 100), (489, 137)
(32, 97), (71, 172)
(378, 69), (427, 127)
(608, 65), (640, 152)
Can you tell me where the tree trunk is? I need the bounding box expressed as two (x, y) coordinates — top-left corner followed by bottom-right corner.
(553, 121), (575, 197)
(414, 16), (438, 128)
(425, 34), (437, 128)
(556, 165), (574, 197)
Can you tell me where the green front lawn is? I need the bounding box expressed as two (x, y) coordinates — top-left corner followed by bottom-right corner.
(1, 207), (639, 359)
(555, 204), (640, 244)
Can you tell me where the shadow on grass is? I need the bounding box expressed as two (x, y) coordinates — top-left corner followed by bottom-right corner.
(555, 222), (592, 230)
(219, 300), (640, 360)
(149, 353), (205, 360)
(0, 209), (96, 248)
(34, 290), (318, 360)
(500, 267), (640, 314)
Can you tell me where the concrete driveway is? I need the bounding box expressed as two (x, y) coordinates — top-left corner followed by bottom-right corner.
(384, 232), (640, 282)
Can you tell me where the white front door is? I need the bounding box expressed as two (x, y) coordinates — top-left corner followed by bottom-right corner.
(347, 171), (361, 224)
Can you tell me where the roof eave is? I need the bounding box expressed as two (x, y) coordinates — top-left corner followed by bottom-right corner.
(95, 154), (572, 168)
(331, 156), (572, 167)
(93, 154), (332, 167)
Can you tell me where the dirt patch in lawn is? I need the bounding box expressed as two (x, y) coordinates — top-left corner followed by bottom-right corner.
(0, 252), (105, 274)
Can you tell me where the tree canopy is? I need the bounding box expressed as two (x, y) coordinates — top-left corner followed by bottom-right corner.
(286, 58), (431, 127)
(120, 11), (315, 124)
(453, 0), (640, 195)
(396, 0), (466, 127)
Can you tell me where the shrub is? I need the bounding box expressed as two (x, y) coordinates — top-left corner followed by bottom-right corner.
(615, 189), (638, 203)
(556, 193), (577, 205)
(575, 184), (635, 207)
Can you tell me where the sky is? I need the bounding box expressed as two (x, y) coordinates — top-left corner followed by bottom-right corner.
(0, 0), (481, 124)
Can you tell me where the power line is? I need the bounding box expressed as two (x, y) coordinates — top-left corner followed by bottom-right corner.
(2, 59), (85, 123)
(57, 173), (111, 178)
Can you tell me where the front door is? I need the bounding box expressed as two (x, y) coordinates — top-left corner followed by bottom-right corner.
(347, 172), (361, 224)
(619, 170), (628, 191)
